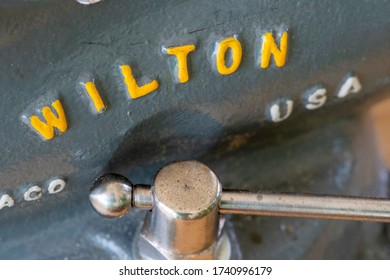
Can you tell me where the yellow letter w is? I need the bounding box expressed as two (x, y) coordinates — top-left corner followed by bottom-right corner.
(29, 100), (68, 140)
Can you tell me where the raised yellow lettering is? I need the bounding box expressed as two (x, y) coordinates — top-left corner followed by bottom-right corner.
(261, 31), (288, 68)
(120, 65), (159, 99)
(166, 45), (196, 83)
(216, 37), (242, 75)
(85, 81), (106, 113)
(30, 100), (68, 140)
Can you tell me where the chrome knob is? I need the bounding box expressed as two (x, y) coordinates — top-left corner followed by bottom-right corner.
(89, 174), (133, 218)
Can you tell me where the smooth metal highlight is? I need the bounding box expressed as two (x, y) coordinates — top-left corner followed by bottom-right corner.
(220, 190), (390, 222)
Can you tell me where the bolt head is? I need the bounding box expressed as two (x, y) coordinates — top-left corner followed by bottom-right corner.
(138, 217), (231, 260)
(89, 174), (133, 218)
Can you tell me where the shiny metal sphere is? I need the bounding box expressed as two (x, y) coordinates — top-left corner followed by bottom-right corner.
(89, 174), (133, 218)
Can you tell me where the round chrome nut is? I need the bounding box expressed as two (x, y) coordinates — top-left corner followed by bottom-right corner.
(89, 174), (133, 218)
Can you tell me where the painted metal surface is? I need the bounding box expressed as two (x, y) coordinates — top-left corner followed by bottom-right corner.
(0, 0), (390, 259)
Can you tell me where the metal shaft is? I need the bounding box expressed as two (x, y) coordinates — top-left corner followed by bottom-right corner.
(91, 176), (390, 223)
(220, 190), (390, 222)
(133, 184), (153, 209)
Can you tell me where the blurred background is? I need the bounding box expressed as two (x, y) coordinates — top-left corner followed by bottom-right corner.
(370, 99), (390, 168)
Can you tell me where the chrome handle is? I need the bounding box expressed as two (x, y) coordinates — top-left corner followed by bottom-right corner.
(89, 161), (390, 259)
(220, 191), (390, 223)
(90, 175), (390, 223)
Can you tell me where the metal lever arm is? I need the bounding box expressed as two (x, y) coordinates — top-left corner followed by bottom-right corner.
(90, 176), (390, 223)
(220, 191), (390, 223)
